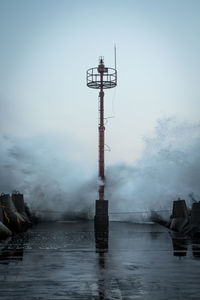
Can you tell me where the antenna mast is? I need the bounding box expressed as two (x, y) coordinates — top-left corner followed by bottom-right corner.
(114, 44), (117, 70)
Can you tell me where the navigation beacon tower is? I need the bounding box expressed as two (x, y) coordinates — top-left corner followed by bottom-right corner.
(87, 54), (117, 231)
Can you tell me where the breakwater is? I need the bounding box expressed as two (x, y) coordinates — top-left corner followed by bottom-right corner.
(0, 192), (33, 240)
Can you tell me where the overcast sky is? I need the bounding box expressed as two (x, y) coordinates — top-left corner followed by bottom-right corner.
(0, 0), (199, 168)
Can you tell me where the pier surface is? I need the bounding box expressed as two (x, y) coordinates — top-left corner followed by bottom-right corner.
(0, 221), (200, 299)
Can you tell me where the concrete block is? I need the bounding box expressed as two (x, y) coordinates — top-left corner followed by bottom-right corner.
(191, 202), (200, 226)
(0, 221), (12, 240)
(95, 230), (108, 251)
(172, 200), (188, 218)
(12, 192), (25, 214)
(95, 200), (108, 215)
(12, 192), (31, 224)
(192, 237), (200, 258)
(0, 204), (4, 223)
(94, 216), (109, 234)
(170, 217), (190, 233)
(94, 200), (109, 233)
(95, 214), (109, 223)
(0, 193), (27, 232)
(170, 199), (190, 233)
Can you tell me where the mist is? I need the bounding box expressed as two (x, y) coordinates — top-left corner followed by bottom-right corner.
(0, 117), (199, 222)
(0, 134), (97, 220)
(107, 117), (200, 221)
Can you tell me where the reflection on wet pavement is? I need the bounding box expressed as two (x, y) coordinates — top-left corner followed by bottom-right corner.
(0, 221), (200, 299)
(171, 235), (188, 257)
(192, 237), (200, 259)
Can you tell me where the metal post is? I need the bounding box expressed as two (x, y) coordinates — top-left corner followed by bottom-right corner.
(99, 70), (105, 200)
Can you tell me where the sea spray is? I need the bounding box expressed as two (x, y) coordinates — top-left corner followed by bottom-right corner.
(0, 117), (199, 222)
(0, 135), (97, 220)
(106, 117), (200, 221)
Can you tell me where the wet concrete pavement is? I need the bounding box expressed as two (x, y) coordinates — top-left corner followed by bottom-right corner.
(0, 221), (200, 299)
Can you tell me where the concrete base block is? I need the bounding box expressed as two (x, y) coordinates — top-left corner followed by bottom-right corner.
(94, 215), (109, 232)
(95, 200), (108, 215)
(94, 200), (109, 232)
(95, 230), (108, 251)
(94, 200), (109, 250)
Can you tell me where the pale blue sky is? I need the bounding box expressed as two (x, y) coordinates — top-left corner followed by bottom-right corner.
(0, 0), (199, 167)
